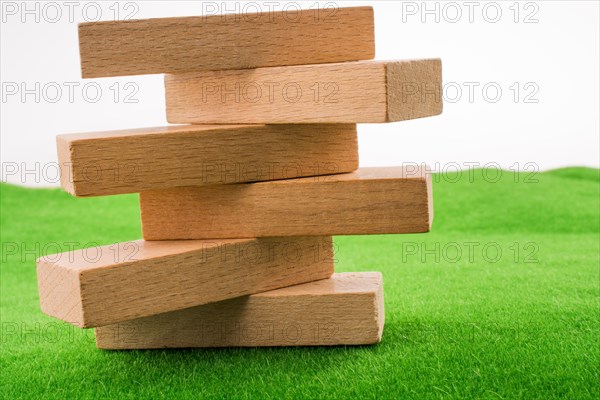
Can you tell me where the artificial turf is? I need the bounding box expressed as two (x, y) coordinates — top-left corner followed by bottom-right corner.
(1, 168), (598, 399)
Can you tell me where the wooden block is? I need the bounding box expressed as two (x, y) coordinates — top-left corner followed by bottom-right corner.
(95, 272), (384, 348)
(165, 59), (442, 124)
(57, 124), (358, 197)
(36, 237), (333, 328)
(140, 166), (433, 240)
(78, 6), (375, 78)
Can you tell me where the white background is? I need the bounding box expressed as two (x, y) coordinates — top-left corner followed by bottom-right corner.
(1, 0), (599, 187)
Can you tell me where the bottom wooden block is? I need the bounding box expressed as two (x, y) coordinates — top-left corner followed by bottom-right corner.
(95, 272), (384, 348)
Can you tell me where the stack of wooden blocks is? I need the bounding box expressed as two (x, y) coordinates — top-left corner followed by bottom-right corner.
(36, 6), (442, 349)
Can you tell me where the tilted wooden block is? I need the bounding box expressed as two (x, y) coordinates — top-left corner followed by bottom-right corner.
(78, 6), (374, 78)
(95, 272), (384, 349)
(165, 59), (442, 124)
(36, 237), (333, 328)
(57, 124), (358, 197)
(140, 166), (433, 240)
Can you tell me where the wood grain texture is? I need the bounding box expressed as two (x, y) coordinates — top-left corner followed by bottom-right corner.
(95, 272), (384, 348)
(36, 237), (333, 328)
(78, 6), (374, 78)
(140, 166), (433, 240)
(57, 124), (358, 197)
(165, 59), (442, 124)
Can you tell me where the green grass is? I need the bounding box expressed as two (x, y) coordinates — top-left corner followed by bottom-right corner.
(1, 167), (599, 399)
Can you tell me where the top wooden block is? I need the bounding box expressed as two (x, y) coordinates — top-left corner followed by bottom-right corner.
(78, 6), (375, 78)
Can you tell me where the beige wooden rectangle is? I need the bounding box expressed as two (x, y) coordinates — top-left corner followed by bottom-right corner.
(57, 124), (358, 197)
(95, 272), (384, 348)
(78, 6), (375, 78)
(37, 237), (333, 328)
(140, 166), (433, 240)
(165, 59), (442, 124)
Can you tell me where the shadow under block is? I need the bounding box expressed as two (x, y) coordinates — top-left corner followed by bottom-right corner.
(140, 166), (433, 240)
(78, 6), (375, 78)
(165, 59), (443, 124)
(36, 237), (334, 328)
(56, 124), (359, 197)
(95, 272), (384, 349)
